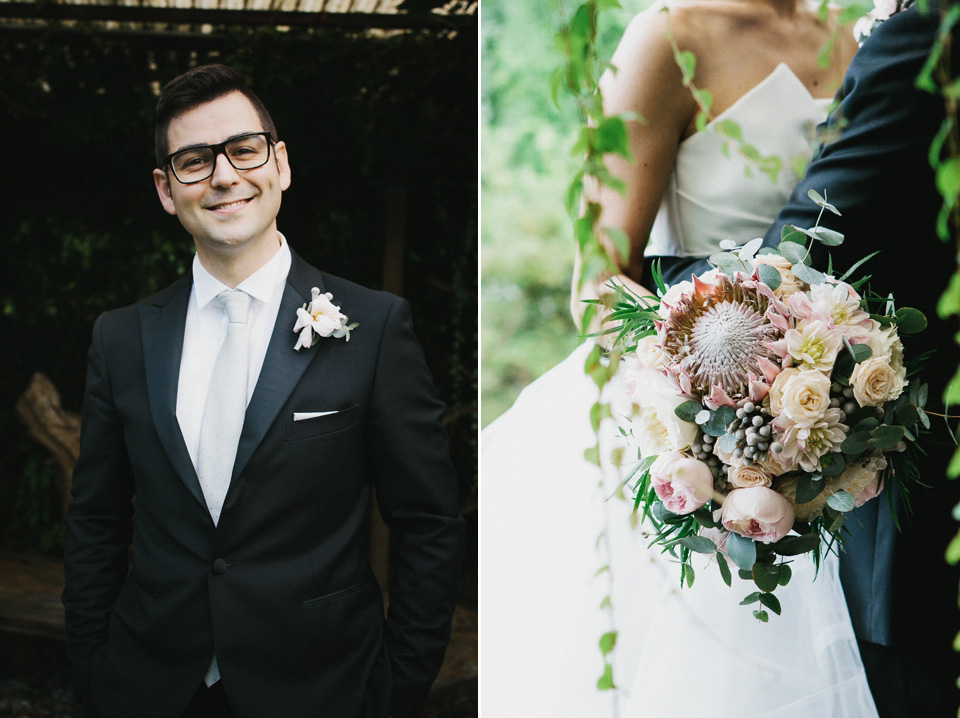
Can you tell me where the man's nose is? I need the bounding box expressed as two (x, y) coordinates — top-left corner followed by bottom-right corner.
(210, 150), (241, 187)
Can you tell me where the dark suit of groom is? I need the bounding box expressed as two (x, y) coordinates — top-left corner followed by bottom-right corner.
(62, 65), (463, 718)
(646, 5), (960, 715)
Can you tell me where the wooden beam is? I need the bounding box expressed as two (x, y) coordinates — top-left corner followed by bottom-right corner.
(0, 3), (474, 30)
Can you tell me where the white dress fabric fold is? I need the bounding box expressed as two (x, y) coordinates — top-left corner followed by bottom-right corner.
(481, 63), (878, 718)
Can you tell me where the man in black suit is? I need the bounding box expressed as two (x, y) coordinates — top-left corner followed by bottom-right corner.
(646, 5), (960, 715)
(62, 64), (464, 718)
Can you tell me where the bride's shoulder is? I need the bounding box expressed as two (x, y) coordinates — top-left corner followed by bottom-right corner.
(617, 1), (746, 59)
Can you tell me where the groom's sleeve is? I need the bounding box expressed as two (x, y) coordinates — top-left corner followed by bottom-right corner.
(366, 296), (465, 718)
(764, 5), (945, 271)
(62, 312), (136, 704)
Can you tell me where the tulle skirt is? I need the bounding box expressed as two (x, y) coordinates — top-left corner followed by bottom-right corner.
(481, 343), (878, 718)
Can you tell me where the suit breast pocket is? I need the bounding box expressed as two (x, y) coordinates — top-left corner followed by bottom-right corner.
(284, 404), (361, 442)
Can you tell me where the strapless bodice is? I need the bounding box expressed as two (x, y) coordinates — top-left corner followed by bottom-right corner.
(647, 63), (832, 257)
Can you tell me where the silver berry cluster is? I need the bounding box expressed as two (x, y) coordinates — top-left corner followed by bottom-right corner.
(727, 401), (776, 466)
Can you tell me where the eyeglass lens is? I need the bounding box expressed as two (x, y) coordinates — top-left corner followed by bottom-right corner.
(171, 134), (270, 183)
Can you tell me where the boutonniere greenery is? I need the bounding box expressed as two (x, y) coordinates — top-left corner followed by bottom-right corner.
(293, 287), (358, 351)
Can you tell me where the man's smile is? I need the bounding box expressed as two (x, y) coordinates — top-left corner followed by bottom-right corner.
(205, 197), (253, 212)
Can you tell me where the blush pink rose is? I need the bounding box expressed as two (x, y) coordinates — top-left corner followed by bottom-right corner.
(650, 451), (714, 515)
(721, 487), (795, 544)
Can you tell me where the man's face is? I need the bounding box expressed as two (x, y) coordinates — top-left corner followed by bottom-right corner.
(153, 91), (291, 259)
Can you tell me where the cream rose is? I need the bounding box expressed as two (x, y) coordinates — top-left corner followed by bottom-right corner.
(624, 368), (699, 456)
(633, 334), (670, 370)
(728, 464), (773, 489)
(850, 357), (901, 407)
(721, 487), (795, 543)
(767, 367), (800, 417)
(650, 451), (714, 515)
(778, 369), (832, 427)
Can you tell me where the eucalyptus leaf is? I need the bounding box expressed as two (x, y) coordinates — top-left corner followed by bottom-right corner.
(758, 592), (782, 615)
(678, 536), (717, 554)
(778, 241), (808, 264)
(738, 237), (763, 261)
(841, 431), (872, 455)
(726, 532), (758, 571)
(682, 562), (695, 588)
(870, 424), (905, 450)
(753, 609), (769, 622)
(854, 417), (880, 432)
(704, 405), (737, 437)
(820, 452), (846, 478)
(755, 263), (782, 290)
(716, 432), (738, 453)
(739, 591), (762, 606)
(780, 226), (807, 244)
(814, 227), (845, 246)
(776, 564), (793, 587)
(796, 474), (825, 504)
(895, 404), (919, 426)
(827, 490), (856, 512)
(675, 400), (703, 423)
(717, 552), (732, 587)
(807, 188), (841, 215)
(791, 262), (827, 285)
(752, 563), (778, 592)
(895, 307), (927, 334)
(772, 532), (821, 556)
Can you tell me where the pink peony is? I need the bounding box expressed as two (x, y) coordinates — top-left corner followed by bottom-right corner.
(650, 451), (714, 515)
(721, 487), (795, 544)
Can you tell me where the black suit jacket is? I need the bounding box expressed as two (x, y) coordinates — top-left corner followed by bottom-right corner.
(644, 5), (960, 711)
(62, 251), (465, 718)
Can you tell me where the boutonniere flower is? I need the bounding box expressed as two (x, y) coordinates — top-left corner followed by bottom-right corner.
(293, 287), (358, 351)
(853, 0), (900, 45)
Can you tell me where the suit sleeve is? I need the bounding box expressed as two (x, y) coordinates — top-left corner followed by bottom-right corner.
(62, 312), (136, 703)
(366, 296), (465, 718)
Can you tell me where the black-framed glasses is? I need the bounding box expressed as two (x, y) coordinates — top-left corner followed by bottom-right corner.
(163, 132), (274, 185)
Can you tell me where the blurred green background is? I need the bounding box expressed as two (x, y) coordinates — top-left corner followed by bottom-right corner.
(481, 0), (647, 428)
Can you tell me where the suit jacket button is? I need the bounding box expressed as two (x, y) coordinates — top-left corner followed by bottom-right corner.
(212, 558), (229, 575)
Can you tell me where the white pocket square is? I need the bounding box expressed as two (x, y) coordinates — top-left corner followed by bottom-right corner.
(293, 411), (339, 421)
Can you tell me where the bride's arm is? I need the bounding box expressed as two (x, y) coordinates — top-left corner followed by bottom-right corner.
(570, 5), (697, 331)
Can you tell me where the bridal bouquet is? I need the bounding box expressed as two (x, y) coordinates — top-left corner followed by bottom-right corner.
(610, 191), (929, 620)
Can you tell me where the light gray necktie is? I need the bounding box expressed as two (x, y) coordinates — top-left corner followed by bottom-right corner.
(197, 288), (252, 527)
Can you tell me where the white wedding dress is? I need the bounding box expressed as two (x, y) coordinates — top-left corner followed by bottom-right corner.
(481, 64), (879, 718)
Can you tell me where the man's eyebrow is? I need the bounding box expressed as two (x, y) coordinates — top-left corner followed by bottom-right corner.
(170, 131), (262, 155)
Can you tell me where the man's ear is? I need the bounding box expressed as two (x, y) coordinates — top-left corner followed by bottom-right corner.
(274, 141), (292, 191)
(153, 168), (178, 216)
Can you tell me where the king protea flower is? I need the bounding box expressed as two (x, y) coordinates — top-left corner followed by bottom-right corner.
(659, 273), (785, 403)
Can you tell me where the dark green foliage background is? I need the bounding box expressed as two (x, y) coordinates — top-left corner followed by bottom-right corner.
(0, 24), (477, 573)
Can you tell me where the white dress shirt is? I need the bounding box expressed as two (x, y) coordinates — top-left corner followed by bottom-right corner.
(176, 234), (291, 483)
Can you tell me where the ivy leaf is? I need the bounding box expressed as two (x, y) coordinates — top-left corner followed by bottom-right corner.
(598, 630), (618, 656)
(597, 663), (615, 691)
(726, 532), (758, 571)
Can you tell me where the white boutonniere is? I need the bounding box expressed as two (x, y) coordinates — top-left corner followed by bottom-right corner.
(853, 0), (900, 45)
(293, 287), (358, 351)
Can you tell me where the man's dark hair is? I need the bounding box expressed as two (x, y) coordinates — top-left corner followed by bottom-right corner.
(154, 64), (278, 168)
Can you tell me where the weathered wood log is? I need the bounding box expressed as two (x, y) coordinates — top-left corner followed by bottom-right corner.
(15, 373), (80, 516)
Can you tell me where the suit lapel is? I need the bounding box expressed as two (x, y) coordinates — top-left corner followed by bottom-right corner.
(139, 274), (207, 510)
(229, 253), (326, 484)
